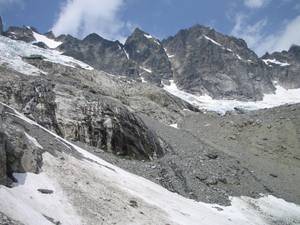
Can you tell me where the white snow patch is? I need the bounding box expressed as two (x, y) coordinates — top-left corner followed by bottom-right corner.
(169, 123), (178, 129)
(141, 77), (147, 83)
(32, 31), (62, 49)
(0, 172), (82, 225)
(140, 66), (152, 73)
(236, 54), (242, 60)
(123, 48), (130, 59)
(164, 48), (175, 58)
(164, 80), (300, 114)
(203, 35), (222, 47)
(144, 34), (153, 39)
(24, 132), (43, 149)
(2, 102), (300, 225)
(153, 39), (161, 45)
(263, 58), (290, 67)
(0, 35), (93, 76)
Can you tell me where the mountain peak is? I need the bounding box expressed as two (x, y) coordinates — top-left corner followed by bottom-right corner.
(83, 33), (104, 43)
(132, 27), (147, 35)
(128, 27), (155, 41)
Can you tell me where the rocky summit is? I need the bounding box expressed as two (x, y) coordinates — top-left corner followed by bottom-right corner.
(0, 16), (300, 225)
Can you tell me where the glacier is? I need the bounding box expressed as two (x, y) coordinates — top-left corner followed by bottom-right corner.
(0, 35), (93, 76)
(164, 80), (300, 114)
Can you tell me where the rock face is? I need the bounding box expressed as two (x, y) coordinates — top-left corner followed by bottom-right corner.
(0, 56), (192, 160)
(69, 98), (164, 160)
(162, 25), (275, 100)
(124, 28), (173, 84)
(4, 26), (36, 42)
(58, 33), (140, 78)
(0, 104), (43, 185)
(262, 45), (300, 89)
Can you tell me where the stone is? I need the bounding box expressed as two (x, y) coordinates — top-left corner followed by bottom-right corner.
(129, 200), (138, 208)
(205, 153), (218, 159)
(37, 189), (54, 194)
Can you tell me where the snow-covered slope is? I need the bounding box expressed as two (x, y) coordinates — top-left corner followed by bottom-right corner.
(0, 35), (93, 76)
(32, 31), (62, 49)
(164, 80), (300, 114)
(1, 102), (300, 225)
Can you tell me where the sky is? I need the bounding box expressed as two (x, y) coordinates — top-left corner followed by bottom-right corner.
(0, 0), (299, 56)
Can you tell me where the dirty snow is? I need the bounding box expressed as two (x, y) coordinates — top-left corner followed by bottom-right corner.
(263, 58), (290, 67)
(32, 31), (62, 49)
(0, 35), (93, 76)
(0, 172), (82, 225)
(163, 80), (300, 114)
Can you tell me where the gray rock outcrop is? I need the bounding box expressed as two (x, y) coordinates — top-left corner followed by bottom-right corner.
(162, 25), (275, 100)
(4, 26), (36, 42)
(58, 33), (140, 78)
(124, 28), (173, 84)
(262, 45), (300, 89)
(0, 103), (43, 185)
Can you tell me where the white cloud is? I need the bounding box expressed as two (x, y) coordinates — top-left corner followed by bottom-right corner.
(244, 0), (269, 8)
(231, 14), (300, 56)
(52, 0), (128, 41)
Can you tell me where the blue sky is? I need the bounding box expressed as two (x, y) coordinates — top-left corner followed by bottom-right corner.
(0, 0), (299, 55)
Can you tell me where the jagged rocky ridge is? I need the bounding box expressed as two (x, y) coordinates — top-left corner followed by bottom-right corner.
(3, 20), (300, 101)
(262, 45), (300, 89)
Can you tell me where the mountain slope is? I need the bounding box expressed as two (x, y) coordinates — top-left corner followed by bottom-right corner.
(1, 102), (300, 225)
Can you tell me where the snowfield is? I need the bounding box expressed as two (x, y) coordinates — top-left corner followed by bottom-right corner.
(164, 80), (300, 114)
(0, 35), (93, 76)
(32, 31), (62, 49)
(0, 102), (300, 225)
